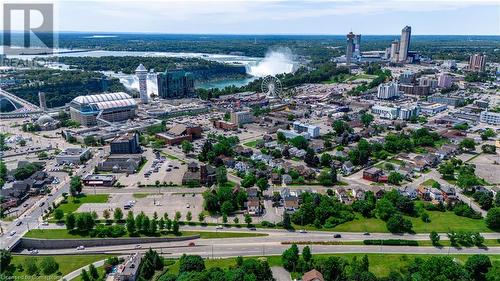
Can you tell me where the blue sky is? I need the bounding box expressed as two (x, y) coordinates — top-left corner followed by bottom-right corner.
(5, 0), (500, 35)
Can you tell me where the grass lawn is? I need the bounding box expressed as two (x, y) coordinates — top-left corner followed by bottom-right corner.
(301, 211), (493, 233)
(11, 254), (112, 278)
(24, 229), (267, 239)
(132, 193), (151, 199)
(422, 179), (438, 186)
(73, 265), (105, 281)
(54, 194), (109, 217)
(243, 140), (259, 148)
(164, 254), (500, 278)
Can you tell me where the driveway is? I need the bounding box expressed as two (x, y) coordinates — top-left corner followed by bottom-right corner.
(271, 266), (292, 281)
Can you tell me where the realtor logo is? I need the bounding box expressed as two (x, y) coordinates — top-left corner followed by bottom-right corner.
(2, 3), (54, 55)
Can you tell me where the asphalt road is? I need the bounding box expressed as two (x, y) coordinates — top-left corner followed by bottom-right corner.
(1, 148), (102, 250)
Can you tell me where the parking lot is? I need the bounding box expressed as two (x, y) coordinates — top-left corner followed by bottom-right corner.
(77, 192), (204, 220)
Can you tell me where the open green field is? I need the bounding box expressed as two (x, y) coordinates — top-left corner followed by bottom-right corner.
(24, 229), (267, 239)
(10, 254), (112, 278)
(243, 140), (259, 148)
(296, 211), (492, 233)
(164, 254), (500, 278)
(53, 194), (109, 217)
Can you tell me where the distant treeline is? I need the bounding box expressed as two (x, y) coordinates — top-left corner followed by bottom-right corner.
(53, 56), (248, 80)
(6, 69), (126, 108)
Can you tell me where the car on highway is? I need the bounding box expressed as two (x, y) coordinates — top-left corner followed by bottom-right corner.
(363, 232), (370, 236)
(249, 227), (257, 231)
(23, 203), (29, 208)
(39, 202), (45, 207)
(299, 229), (307, 233)
(76, 245), (85, 250)
(135, 245), (142, 249)
(186, 203), (190, 208)
(9, 231), (16, 236)
(333, 234), (342, 238)
(15, 221), (22, 226)
(216, 225), (223, 229)
(188, 242), (195, 247)
(30, 249), (39, 255)
(42, 221), (49, 226)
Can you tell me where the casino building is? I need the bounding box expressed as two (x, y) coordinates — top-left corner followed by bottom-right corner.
(69, 92), (137, 126)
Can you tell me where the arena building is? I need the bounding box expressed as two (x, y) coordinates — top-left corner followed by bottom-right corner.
(69, 92), (137, 126)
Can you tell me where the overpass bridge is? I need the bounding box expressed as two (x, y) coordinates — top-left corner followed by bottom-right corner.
(0, 89), (42, 118)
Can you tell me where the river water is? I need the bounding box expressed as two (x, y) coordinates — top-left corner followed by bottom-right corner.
(9, 49), (295, 90)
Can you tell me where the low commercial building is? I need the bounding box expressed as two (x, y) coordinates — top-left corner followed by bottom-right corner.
(428, 94), (465, 107)
(98, 154), (144, 174)
(110, 132), (141, 154)
(277, 129), (310, 140)
(213, 120), (237, 131)
(371, 105), (399, 119)
(182, 162), (216, 187)
(420, 103), (447, 115)
(155, 123), (202, 145)
(480, 111), (500, 125)
(82, 174), (117, 187)
(292, 121), (320, 138)
(56, 148), (91, 164)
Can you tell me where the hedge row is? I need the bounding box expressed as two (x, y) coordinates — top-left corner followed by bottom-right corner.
(363, 239), (419, 246)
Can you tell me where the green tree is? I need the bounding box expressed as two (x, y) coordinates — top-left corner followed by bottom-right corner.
(102, 209), (111, 221)
(198, 213), (205, 223)
(80, 269), (91, 281)
(25, 257), (39, 275)
(126, 211), (135, 234)
(256, 178), (269, 192)
(485, 207), (500, 230)
(361, 113), (374, 127)
(244, 214), (252, 226)
(175, 211), (182, 221)
(179, 254), (205, 273)
(216, 166), (228, 185)
(186, 211), (192, 222)
(114, 208), (123, 222)
(281, 244), (299, 272)
(181, 140), (194, 154)
(220, 201), (233, 215)
(386, 214), (413, 233)
(172, 220), (180, 234)
(302, 245), (312, 263)
(40, 257), (59, 275)
(388, 172), (404, 185)
(283, 212), (292, 230)
(54, 209), (64, 221)
(465, 255), (491, 281)
(430, 231), (440, 246)
(70, 176), (83, 194)
(89, 264), (99, 280)
(459, 138), (476, 151)
(66, 213), (76, 230)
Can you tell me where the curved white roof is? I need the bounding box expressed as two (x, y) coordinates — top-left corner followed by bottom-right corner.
(72, 92), (133, 105)
(96, 99), (137, 110)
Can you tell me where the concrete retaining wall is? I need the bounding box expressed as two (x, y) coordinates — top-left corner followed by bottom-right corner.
(18, 235), (199, 249)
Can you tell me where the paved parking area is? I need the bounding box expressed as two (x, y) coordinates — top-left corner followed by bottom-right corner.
(469, 153), (500, 184)
(77, 192), (204, 219)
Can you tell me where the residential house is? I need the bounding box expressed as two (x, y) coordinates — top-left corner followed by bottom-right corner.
(429, 188), (444, 202)
(352, 188), (365, 200)
(310, 139), (325, 153)
(335, 188), (352, 204)
(284, 196), (299, 212)
(435, 144), (459, 160)
(417, 185), (431, 201)
(441, 186), (457, 202)
(246, 197), (262, 215)
(282, 174), (293, 185)
(342, 161), (354, 175)
(271, 173), (282, 185)
(363, 167), (384, 182)
(182, 162), (216, 186)
(398, 186), (418, 200)
(302, 269), (325, 281)
(371, 186), (386, 199)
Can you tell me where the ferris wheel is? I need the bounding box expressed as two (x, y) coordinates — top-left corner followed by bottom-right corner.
(261, 75), (283, 98)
